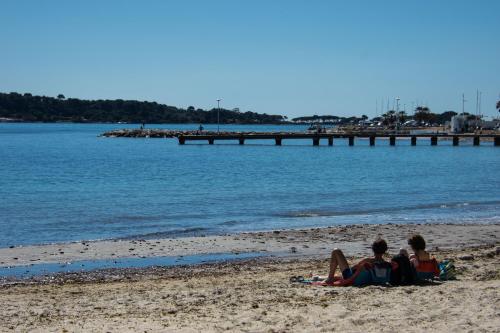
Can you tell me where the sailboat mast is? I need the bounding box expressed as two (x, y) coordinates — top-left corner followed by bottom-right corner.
(476, 90), (478, 116)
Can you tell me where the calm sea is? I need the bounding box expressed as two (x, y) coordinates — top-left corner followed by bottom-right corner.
(0, 123), (499, 248)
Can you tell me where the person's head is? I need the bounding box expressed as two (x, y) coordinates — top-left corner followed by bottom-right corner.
(371, 238), (388, 256)
(408, 234), (426, 252)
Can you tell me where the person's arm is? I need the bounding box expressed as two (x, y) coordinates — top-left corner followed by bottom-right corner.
(410, 257), (419, 268)
(352, 258), (373, 270)
(432, 258), (440, 276)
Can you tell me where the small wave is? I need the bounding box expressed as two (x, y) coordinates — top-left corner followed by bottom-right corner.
(118, 227), (209, 240)
(287, 212), (321, 218)
(279, 200), (500, 219)
(116, 215), (165, 222)
(218, 220), (241, 226)
(101, 213), (208, 224)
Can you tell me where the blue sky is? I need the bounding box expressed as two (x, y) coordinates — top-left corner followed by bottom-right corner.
(1, 0), (499, 118)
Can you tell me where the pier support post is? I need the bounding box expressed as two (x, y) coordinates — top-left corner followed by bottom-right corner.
(453, 136), (459, 146)
(275, 137), (282, 146)
(473, 136), (480, 146)
(431, 136), (438, 146)
(178, 136), (185, 145)
(369, 136), (375, 146)
(495, 137), (500, 146)
(328, 137), (333, 146)
(389, 135), (396, 146)
(348, 136), (354, 146)
(313, 137), (320, 146)
(208, 138), (215, 145)
(239, 137), (245, 145)
(411, 136), (417, 146)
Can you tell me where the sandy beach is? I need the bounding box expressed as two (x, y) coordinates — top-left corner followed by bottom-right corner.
(0, 222), (499, 332)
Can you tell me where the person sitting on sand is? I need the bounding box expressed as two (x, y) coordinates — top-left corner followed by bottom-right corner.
(408, 234), (440, 280)
(324, 238), (391, 286)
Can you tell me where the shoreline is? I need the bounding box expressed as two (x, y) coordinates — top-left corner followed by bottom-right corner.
(2, 222), (498, 270)
(1, 240), (498, 331)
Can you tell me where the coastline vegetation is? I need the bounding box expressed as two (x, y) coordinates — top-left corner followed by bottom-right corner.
(1, 92), (493, 126)
(0, 92), (286, 124)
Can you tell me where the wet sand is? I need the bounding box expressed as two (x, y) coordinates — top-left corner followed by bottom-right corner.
(1, 223), (498, 268)
(0, 223), (499, 332)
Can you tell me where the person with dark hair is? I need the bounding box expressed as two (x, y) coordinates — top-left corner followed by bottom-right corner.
(408, 234), (426, 252)
(408, 234), (440, 280)
(323, 239), (391, 286)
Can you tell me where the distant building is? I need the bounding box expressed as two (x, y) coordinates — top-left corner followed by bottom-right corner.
(450, 114), (499, 133)
(450, 115), (466, 133)
(481, 119), (500, 130)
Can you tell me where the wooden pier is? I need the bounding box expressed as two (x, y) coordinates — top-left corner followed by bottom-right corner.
(178, 132), (500, 146)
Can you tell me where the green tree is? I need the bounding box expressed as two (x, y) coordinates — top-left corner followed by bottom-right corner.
(397, 111), (407, 123)
(382, 110), (397, 125)
(414, 106), (433, 124)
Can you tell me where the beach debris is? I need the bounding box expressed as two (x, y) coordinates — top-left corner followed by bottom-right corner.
(290, 247), (297, 253)
(163, 308), (178, 315)
(459, 255), (474, 261)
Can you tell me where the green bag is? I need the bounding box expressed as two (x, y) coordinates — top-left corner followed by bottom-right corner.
(439, 260), (456, 280)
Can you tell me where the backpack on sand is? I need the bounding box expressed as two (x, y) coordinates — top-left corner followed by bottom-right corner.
(390, 254), (416, 286)
(368, 261), (393, 285)
(439, 260), (456, 280)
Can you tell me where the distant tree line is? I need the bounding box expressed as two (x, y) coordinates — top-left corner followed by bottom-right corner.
(0, 92), (287, 124)
(2, 92), (492, 125)
(293, 107), (460, 126)
(376, 107), (458, 126)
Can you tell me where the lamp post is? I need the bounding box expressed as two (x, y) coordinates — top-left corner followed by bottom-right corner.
(217, 99), (221, 133)
(395, 97), (400, 134)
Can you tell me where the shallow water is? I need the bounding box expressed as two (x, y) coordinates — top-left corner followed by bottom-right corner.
(0, 252), (266, 279)
(0, 123), (499, 248)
